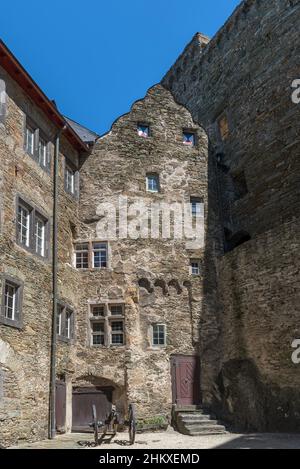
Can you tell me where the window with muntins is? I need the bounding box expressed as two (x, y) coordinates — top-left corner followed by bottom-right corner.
(152, 324), (166, 347)
(74, 242), (108, 270)
(90, 303), (125, 347)
(64, 160), (79, 197)
(16, 198), (49, 259)
(57, 303), (75, 342)
(24, 118), (51, 171)
(190, 260), (201, 276)
(190, 197), (204, 218)
(1, 276), (23, 328)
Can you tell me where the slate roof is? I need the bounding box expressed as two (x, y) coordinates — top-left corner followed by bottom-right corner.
(64, 116), (99, 144)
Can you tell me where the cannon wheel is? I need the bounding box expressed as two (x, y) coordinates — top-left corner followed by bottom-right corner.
(92, 405), (99, 446)
(128, 403), (136, 445)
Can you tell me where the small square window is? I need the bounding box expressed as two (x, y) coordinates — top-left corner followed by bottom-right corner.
(183, 131), (195, 146)
(110, 305), (124, 316)
(147, 174), (160, 193)
(92, 305), (105, 317)
(190, 260), (201, 276)
(137, 124), (150, 138)
(152, 324), (166, 347)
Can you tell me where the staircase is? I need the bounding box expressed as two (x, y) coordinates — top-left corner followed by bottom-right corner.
(173, 406), (227, 436)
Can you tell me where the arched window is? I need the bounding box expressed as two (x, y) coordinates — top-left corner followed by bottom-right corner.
(0, 79), (6, 123)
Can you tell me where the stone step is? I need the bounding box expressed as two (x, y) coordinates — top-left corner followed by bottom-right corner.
(174, 405), (203, 412)
(177, 413), (213, 421)
(180, 419), (219, 426)
(185, 425), (227, 435)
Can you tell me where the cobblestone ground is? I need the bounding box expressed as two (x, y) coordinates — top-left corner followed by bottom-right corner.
(9, 428), (300, 449)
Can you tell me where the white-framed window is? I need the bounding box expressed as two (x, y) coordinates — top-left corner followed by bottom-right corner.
(57, 303), (74, 342)
(92, 242), (108, 268)
(4, 282), (17, 321)
(57, 306), (63, 336)
(75, 243), (89, 269)
(65, 309), (73, 340)
(1, 276), (23, 329)
(183, 131), (195, 146)
(17, 198), (49, 258)
(25, 124), (35, 155)
(152, 324), (166, 347)
(38, 137), (48, 167)
(17, 203), (30, 247)
(146, 174), (160, 193)
(137, 123), (150, 138)
(65, 161), (78, 197)
(190, 260), (201, 276)
(35, 215), (46, 257)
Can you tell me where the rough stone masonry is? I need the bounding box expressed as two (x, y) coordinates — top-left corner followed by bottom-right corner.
(0, 0), (300, 447)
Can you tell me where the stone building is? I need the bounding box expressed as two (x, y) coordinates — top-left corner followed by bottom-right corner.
(1, 0), (300, 447)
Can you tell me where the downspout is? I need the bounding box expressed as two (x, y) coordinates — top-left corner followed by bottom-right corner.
(49, 125), (66, 439)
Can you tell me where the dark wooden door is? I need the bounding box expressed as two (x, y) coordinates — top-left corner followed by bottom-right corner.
(171, 355), (201, 406)
(72, 387), (113, 432)
(55, 381), (66, 433)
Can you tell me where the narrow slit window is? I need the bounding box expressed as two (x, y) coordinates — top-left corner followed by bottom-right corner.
(25, 125), (35, 155)
(38, 137), (48, 167)
(35, 215), (46, 257)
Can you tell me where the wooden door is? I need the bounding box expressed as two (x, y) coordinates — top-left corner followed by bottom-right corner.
(171, 355), (201, 406)
(55, 381), (66, 433)
(72, 387), (113, 432)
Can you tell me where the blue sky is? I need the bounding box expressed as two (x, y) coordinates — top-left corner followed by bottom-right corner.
(1, 0), (240, 135)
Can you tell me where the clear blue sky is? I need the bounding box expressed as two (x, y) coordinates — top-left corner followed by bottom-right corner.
(1, 0), (240, 135)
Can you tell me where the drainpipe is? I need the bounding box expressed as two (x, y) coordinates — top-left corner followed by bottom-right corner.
(49, 126), (66, 439)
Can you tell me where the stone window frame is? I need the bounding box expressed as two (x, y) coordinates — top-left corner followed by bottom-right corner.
(146, 173), (160, 193)
(89, 302), (126, 348)
(151, 323), (167, 348)
(15, 195), (51, 261)
(57, 301), (76, 344)
(73, 240), (109, 270)
(190, 259), (201, 276)
(23, 115), (52, 173)
(63, 156), (80, 200)
(0, 274), (24, 330)
(183, 128), (197, 147)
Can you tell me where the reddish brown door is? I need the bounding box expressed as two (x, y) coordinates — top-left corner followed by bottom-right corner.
(72, 387), (113, 432)
(171, 355), (201, 406)
(55, 381), (66, 433)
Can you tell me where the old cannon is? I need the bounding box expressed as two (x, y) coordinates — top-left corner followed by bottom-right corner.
(89, 403), (136, 446)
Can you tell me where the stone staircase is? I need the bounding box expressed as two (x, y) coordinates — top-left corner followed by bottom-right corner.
(173, 406), (227, 436)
